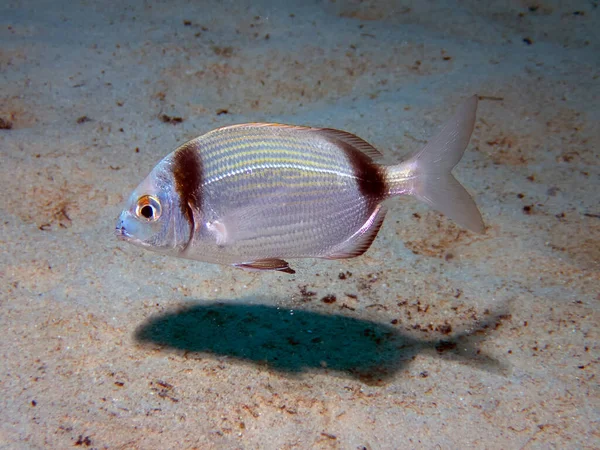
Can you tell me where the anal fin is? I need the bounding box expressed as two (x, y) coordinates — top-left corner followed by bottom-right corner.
(234, 259), (296, 274)
(325, 205), (387, 260)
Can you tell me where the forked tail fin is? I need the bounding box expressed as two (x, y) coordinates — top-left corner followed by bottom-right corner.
(386, 96), (485, 233)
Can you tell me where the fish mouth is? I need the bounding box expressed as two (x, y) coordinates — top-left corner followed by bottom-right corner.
(114, 222), (151, 248)
(115, 225), (132, 241)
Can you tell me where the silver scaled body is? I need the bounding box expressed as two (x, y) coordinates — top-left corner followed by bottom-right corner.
(182, 124), (387, 265)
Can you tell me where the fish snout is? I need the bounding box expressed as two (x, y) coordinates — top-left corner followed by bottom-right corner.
(115, 213), (132, 240)
(115, 225), (130, 240)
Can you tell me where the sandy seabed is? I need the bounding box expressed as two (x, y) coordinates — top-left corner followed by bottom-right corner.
(1, 0), (598, 448)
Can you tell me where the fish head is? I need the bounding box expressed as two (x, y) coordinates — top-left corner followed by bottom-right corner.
(115, 159), (191, 254)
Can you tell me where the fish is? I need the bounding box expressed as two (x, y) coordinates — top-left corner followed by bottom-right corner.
(115, 96), (484, 274)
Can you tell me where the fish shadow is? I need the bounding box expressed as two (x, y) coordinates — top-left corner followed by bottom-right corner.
(134, 300), (510, 385)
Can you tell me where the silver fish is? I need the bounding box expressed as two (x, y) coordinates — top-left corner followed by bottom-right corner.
(116, 96), (484, 274)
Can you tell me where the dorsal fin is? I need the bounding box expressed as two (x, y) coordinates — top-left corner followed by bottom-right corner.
(214, 123), (310, 133)
(324, 205), (387, 260)
(212, 123), (384, 160)
(313, 128), (384, 160)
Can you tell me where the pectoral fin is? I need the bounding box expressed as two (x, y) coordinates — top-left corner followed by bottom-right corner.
(206, 205), (265, 247)
(210, 189), (291, 247)
(234, 259), (296, 274)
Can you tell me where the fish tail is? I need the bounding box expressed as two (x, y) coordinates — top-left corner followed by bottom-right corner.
(385, 95), (485, 233)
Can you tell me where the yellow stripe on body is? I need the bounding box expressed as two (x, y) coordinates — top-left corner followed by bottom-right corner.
(233, 180), (345, 194)
(204, 161), (354, 186)
(203, 140), (340, 167)
(201, 132), (355, 186)
(201, 133), (319, 159)
(200, 130), (345, 166)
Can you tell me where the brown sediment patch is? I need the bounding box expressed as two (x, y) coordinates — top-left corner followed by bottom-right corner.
(398, 210), (485, 258)
(5, 170), (93, 230)
(458, 211), (599, 296)
(546, 213), (600, 272)
(476, 133), (530, 166)
(1, 141), (122, 229)
(332, 1), (599, 49)
(486, 244), (598, 298)
(472, 77), (597, 169)
(0, 46), (31, 70)
(472, 107), (594, 168)
(0, 95), (38, 129)
(153, 43), (451, 115)
(5, 259), (66, 295)
(546, 108), (597, 166)
(332, 0), (413, 22)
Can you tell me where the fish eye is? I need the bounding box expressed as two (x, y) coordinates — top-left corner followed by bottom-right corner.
(135, 195), (161, 222)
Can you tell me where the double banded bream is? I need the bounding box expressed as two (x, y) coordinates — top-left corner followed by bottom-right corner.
(116, 96), (484, 274)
